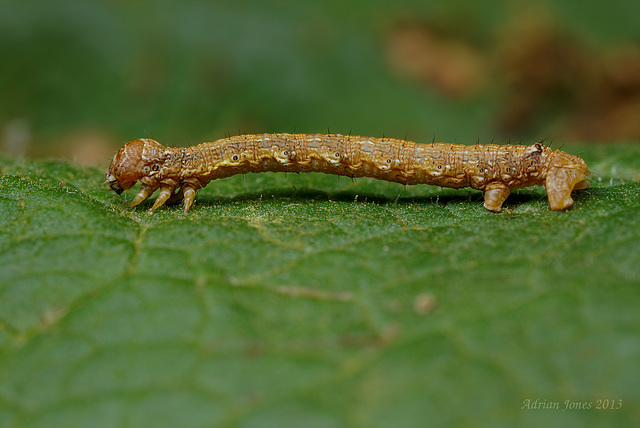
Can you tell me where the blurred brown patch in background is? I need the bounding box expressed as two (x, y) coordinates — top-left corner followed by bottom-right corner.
(2, 122), (117, 166)
(385, 20), (488, 99)
(385, 5), (640, 142)
(53, 130), (118, 167)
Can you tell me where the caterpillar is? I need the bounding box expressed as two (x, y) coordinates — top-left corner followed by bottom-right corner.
(104, 133), (590, 213)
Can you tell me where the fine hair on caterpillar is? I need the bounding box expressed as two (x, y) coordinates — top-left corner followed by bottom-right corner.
(104, 133), (590, 213)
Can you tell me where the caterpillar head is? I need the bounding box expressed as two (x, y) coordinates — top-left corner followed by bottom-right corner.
(104, 139), (166, 194)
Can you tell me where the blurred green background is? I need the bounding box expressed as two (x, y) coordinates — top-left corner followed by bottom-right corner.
(1, 0), (640, 165)
(1, 2), (639, 427)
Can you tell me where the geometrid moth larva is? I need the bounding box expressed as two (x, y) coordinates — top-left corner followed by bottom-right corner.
(105, 133), (590, 213)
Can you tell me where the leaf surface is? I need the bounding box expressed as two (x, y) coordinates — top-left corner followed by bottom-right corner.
(0, 144), (638, 427)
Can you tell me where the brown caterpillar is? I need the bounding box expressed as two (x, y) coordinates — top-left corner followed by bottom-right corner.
(104, 133), (590, 213)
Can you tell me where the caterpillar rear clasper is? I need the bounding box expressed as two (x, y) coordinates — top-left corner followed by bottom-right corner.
(104, 133), (590, 213)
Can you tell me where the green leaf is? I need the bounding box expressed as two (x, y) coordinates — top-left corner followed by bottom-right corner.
(0, 144), (638, 428)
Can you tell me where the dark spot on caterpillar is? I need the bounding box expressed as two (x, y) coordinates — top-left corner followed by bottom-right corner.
(111, 184), (124, 195)
(524, 143), (544, 161)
